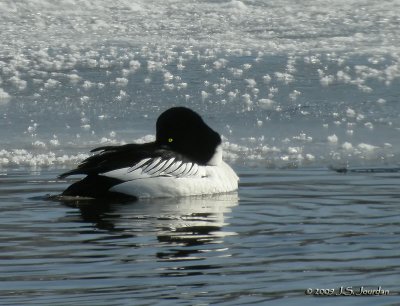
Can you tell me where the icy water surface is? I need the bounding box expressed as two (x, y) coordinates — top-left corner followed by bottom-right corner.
(1, 0), (400, 304)
(1, 168), (399, 305)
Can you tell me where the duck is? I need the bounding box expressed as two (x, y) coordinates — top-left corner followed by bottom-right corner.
(59, 107), (239, 200)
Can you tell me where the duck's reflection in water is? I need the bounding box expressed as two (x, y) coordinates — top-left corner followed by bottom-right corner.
(66, 193), (238, 263)
(153, 193), (238, 262)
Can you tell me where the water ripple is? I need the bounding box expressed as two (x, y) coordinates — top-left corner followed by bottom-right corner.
(0, 168), (399, 305)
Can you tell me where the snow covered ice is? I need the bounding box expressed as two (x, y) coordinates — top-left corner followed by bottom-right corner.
(0, 0), (399, 169)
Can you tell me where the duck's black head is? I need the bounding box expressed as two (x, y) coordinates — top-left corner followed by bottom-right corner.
(156, 107), (221, 165)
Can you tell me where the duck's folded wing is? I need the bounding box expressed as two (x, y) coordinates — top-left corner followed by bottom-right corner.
(59, 142), (204, 180)
(59, 142), (159, 178)
(100, 155), (206, 181)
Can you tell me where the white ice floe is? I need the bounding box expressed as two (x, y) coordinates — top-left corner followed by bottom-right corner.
(327, 134), (338, 143)
(0, 88), (10, 104)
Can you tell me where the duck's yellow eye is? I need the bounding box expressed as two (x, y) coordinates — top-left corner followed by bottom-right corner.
(168, 138), (173, 143)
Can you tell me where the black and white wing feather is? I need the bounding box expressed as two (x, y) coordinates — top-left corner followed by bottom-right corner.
(103, 156), (205, 181)
(59, 142), (205, 180)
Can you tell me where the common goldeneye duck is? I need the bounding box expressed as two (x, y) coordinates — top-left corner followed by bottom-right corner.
(59, 107), (239, 199)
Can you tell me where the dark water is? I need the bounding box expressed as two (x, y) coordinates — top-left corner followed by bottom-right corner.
(1, 167), (399, 305)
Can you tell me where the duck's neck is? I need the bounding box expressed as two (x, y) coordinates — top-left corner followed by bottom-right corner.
(206, 145), (222, 166)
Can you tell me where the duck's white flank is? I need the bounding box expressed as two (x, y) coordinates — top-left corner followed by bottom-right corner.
(100, 146), (238, 198)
